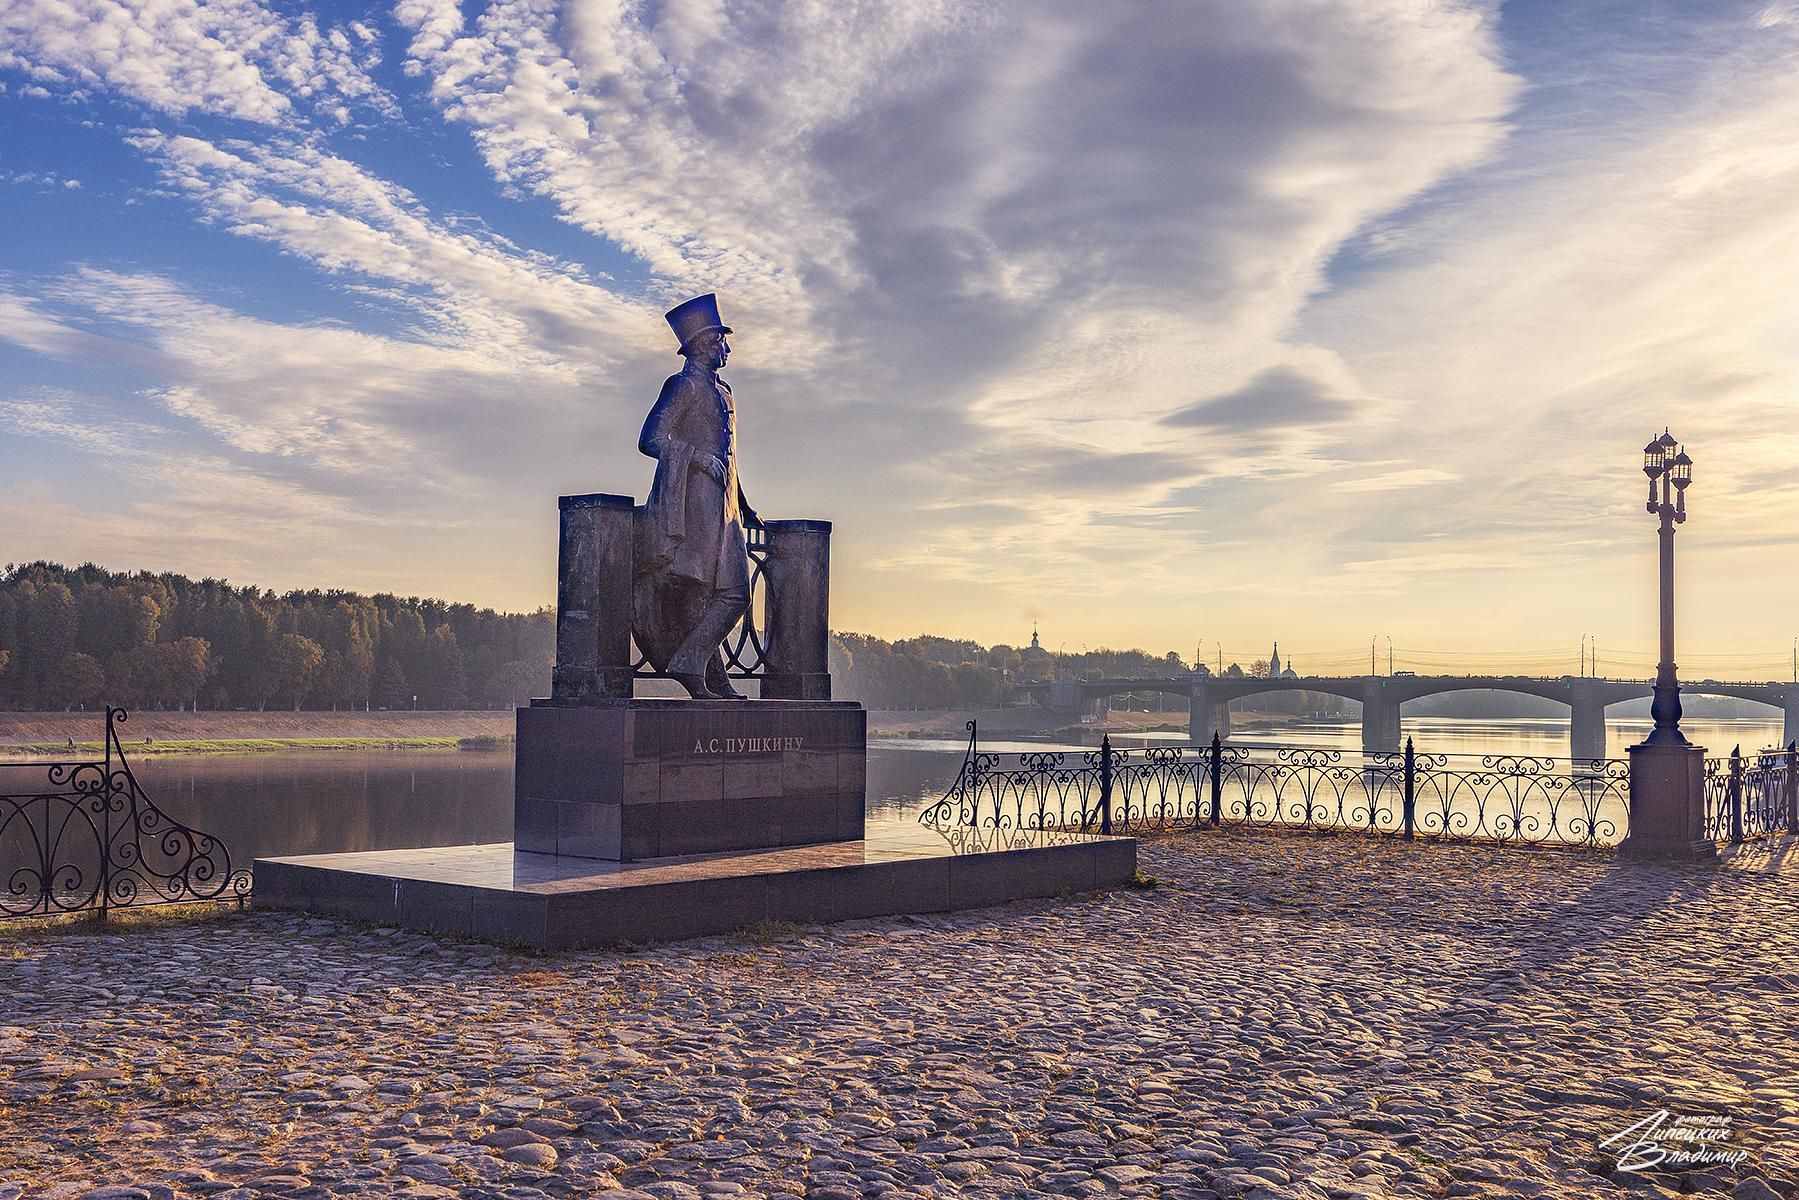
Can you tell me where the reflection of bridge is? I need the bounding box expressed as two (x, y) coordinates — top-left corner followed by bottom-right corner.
(1017, 675), (1799, 759)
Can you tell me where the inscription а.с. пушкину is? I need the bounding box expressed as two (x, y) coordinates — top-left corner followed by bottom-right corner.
(691, 736), (806, 754)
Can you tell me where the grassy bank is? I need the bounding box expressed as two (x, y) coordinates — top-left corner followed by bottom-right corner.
(0, 709), (514, 751)
(0, 733), (515, 760)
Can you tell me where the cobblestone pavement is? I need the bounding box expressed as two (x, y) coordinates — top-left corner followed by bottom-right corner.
(3, 830), (1797, 1200)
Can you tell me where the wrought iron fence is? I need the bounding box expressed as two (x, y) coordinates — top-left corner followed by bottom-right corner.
(921, 722), (1630, 848)
(1, 709), (251, 920)
(1703, 743), (1799, 844)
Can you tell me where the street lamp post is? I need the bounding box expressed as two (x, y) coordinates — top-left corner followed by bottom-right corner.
(1620, 428), (1710, 860)
(1642, 429), (1692, 746)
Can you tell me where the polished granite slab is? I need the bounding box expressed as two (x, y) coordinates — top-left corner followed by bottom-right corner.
(515, 699), (866, 861)
(255, 827), (1137, 950)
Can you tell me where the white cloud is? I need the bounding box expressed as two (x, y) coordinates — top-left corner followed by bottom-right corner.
(127, 129), (655, 365)
(0, 0), (395, 124)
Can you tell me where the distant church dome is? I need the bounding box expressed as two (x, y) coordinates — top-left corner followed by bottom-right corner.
(1020, 621), (1052, 679)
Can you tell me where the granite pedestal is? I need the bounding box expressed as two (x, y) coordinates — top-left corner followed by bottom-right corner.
(254, 828), (1139, 950)
(515, 699), (864, 861)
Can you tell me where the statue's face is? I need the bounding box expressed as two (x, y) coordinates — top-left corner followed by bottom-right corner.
(691, 330), (729, 370)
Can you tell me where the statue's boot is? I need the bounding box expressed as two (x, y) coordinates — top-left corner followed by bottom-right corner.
(706, 653), (746, 700)
(668, 587), (749, 698)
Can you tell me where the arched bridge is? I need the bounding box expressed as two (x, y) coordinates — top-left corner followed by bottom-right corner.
(1016, 675), (1799, 759)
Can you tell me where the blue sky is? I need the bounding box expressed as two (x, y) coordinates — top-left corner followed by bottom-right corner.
(2, 0), (1797, 676)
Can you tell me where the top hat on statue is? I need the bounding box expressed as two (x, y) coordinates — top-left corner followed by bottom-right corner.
(665, 293), (733, 355)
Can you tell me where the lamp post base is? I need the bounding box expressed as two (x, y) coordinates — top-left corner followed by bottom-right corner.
(1617, 741), (1714, 860)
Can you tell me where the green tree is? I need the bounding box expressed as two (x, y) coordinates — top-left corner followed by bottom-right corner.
(374, 656), (411, 709)
(160, 638), (211, 709)
(492, 659), (545, 708)
(19, 579), (78, 703)
(269, 634), (324, 711)
(45, 652), (106, 710)
(77, 585), (160, 658)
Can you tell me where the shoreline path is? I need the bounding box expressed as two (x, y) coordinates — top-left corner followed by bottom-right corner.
(3, 831), (1796, 1200)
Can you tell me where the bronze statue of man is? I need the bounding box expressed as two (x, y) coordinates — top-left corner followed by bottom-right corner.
(635, 293), (757, 700)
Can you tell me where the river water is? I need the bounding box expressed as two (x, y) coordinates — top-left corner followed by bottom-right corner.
(71, 715), (1788, 863)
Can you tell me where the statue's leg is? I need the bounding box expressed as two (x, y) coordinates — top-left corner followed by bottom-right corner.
(704, 584), (752, 699)
(669, 584), (749, 689)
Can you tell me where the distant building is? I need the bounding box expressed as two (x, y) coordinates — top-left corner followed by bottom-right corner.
(1019, 622), (1053, 680)
(1271, 642), (1298, 680)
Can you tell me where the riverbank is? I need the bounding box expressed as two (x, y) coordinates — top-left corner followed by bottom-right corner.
(865, 706), (1314, 740)
(2, 830), (1795, 1199)
(0, 711), (514, 759)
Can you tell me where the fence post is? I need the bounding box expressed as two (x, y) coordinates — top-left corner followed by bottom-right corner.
(966, 719), (979, 829)
(1728, 745), (1744, 845)
(99, 708), (114, 920)
(1209, 731), (1223, 827)
(1100, 735), (1114, 835)
(1788, 741), (1798, 836)
(1403, 736), (1416, 841)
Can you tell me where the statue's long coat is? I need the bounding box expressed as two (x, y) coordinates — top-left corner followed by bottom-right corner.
(637, 359), (750, 594)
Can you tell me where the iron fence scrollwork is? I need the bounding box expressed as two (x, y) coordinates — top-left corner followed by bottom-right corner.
(1, 708), (252, 920)
(922, 721), (1631, 849)
(1703, 743), (1799, 844)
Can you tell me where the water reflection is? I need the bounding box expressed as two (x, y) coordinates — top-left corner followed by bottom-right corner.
(130, 750), (514, 863)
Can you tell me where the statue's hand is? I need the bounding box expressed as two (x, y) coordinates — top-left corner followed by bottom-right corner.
(698, 455), (728, 484)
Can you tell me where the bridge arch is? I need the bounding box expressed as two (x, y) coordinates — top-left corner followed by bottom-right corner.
(1681, 683), (1788, 711)
(1209, 680), (1365, 706)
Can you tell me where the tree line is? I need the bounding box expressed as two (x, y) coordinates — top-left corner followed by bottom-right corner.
(829, 633), (1194, 710)
(0, 562), (553, 711)
(0, 561), (1207, 713)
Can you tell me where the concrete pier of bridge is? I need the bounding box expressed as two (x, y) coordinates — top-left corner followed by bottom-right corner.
(1186, 682), (1230, 743)
(1360, 681), (1402, 754)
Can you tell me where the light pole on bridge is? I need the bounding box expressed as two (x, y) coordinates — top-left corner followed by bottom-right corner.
(1642, 429), (1692, 746)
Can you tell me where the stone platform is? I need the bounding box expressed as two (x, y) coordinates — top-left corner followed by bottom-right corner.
(254, 826), (1137, 949)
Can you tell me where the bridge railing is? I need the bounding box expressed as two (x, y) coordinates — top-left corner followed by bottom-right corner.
(1703, 744), (1799, 844)
(921, 723), (1630, 849)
